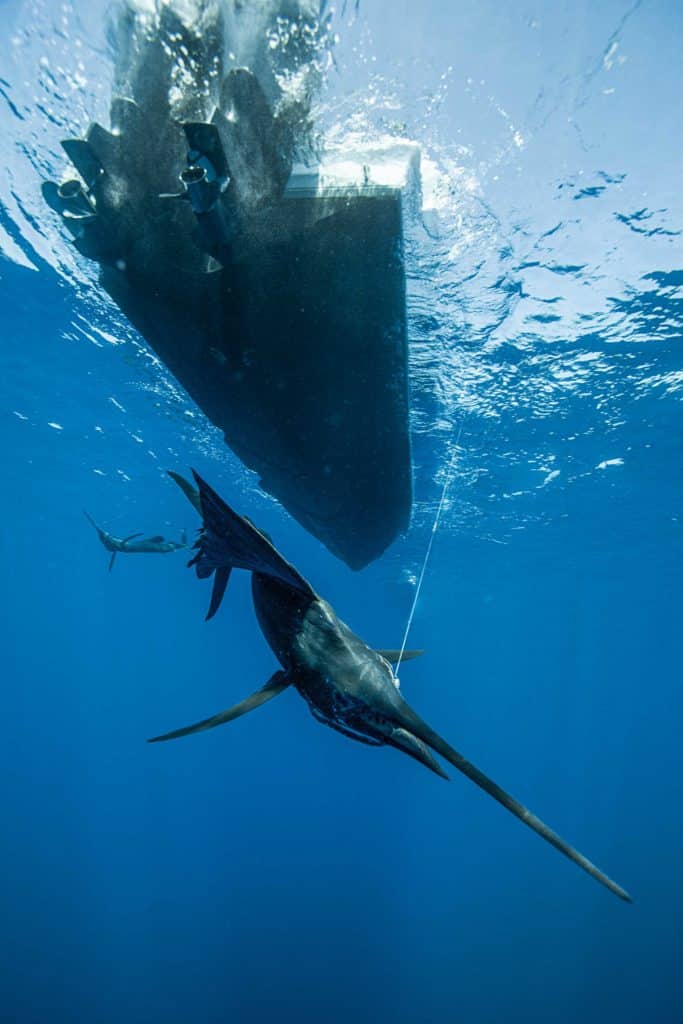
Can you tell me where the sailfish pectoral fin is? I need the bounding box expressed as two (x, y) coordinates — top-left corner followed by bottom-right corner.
(388, 727), (448, 780)
(109, 552), (117, 572)
(147, 670), (290, 743)
(399, 710), (632, 902)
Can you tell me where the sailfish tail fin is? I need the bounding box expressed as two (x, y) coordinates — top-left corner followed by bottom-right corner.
(168, 470), (314, 619)
(168, 471), (201, 515)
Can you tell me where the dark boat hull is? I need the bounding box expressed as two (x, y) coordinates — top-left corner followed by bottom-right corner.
(100, 183), (411, 568)
(44, 67), (412, 567)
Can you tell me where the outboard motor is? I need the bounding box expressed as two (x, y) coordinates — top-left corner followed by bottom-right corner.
(164, 123), (236, 265)
(42, 179), (97, 236)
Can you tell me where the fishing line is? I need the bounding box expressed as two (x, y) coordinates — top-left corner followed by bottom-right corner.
(395, 415), (466, 678)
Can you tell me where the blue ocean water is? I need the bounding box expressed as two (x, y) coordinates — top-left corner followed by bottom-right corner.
(1, 2), (682, 1022)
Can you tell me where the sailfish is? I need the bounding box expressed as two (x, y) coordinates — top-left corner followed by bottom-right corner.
(150, 470), (632, 903)
(84, 511), (186, 571)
